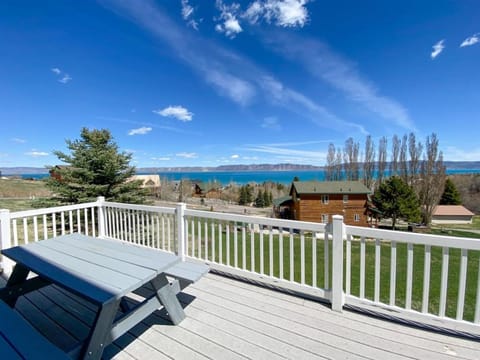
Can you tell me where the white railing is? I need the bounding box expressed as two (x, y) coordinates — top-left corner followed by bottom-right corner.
(1, 197), (479, 334)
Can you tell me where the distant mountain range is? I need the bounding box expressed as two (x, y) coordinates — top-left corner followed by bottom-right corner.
(1, 161), (480, 175)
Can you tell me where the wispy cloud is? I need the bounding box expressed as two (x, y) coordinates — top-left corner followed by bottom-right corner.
(25, 150), (49, 157)
(243, 143), (326, 161)
(176, 152), (198, 158)
(59, 74), (72, 84)
(431, 39), (445, 59)
(11, 137), (26, 143)
(128, 126), (152, 135)
(51, 67), (72, 84)
(261, 116), (281, 130)
(265, 34), (413, 130)
(215, 0), (243, 38)
(151, 156), (171, 161)
(231, 154), (240, 159)
(153, 105), (193, 121)
(102, 0), (350, 129)
(181, 0), (199, 30)
(460, 33), (480, 47)
(244, 0), (310, 28)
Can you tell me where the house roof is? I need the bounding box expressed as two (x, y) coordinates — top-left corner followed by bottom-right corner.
(129, 174), (161, 187)
(273, 196), (292, 207)
(290, 181), (371, 195)
(433, 205), (475, 216)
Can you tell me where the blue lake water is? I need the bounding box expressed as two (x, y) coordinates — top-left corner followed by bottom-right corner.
(19, 169), (480, 185)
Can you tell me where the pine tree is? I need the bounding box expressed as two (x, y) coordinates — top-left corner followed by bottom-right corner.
(373, 176), (421, 230)
(255, 189), (265, 208)
(440, 178), (462, 205)
(46, 128), (148, 204)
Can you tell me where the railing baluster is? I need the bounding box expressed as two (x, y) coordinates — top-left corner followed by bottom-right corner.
(475, 258), (480, 324)
(289, 230), (294, 282)
(61, 212), (65, 235)
(218, 222), (222, 264)
(52, 213), (57, 237)
(242, 224), (246, 270)
(69, 211), (73, 234)
(312, 233), (317, 288)
(43, 214), (48, 240)
(167, 216), (171, 251)
(211, 221), (215, 262)
(324, 233), (329, 290)
(374, 238), (381, 303)
(191, 218), (195, 257)
(23, 218), (28, 244)
(456, 249), (468, 320)
(33, 216), (38, 242)
(12, 219), (18, 246)
(439, 247), (449, 317)
(250, 226), (255, 272)
(390, 241), (397, 306)
(84, 208), (89, 236)
(346, 234), (352, 295)
(360, 236), (365, 299)
(422, 245), (431, 313)
(269, 226), (273, 277)
(204, 219), (209, 261)
(233, 223), (238, 268)
(76, 209), (81, 233)
(226, 223), (230, 266)
(260, 226), (264, 275)
(300, 230), (305, 285)
(279, 228), (284, 280)
(91, 208), (96, 238)
(406, 243), (413, 310)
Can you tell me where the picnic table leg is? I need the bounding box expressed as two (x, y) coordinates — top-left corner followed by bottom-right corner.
(82, 299), (121, 360)
(150, 274), (186, 325)
(1, 264), (30, 307)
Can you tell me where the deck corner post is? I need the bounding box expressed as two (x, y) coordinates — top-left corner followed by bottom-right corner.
(331, 214), (345, 312)
(0, 208), (14, 275)
(176, 203), (187, 261)
(96, 196), (106, 238)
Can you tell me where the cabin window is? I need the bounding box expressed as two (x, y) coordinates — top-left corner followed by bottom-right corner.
(343, 194), (348, 203)
(354, 214), (361, 222)
(321, 195), (329, 204)
(321, 214), (329, 223)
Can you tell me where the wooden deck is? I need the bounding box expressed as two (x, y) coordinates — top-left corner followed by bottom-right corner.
(1, 272), (480, 359)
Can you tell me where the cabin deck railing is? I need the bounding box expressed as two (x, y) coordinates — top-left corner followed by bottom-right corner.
(1, 197), (479, 333)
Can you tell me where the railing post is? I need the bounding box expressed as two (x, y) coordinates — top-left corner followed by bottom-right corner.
(0, 209), (14, 275)
(176, 203), (186, 261)
(97, 196), (106, 238)
(331, 215), (345, 312)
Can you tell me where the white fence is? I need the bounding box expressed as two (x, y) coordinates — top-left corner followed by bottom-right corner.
(1, 197), (479, 334)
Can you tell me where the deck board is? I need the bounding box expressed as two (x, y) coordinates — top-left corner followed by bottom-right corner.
(1, 272), (480, 359)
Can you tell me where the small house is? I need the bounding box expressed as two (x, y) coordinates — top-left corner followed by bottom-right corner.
(431, 205), (475, 225)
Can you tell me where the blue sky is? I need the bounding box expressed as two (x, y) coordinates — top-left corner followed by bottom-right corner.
(1, 1), (479, 168)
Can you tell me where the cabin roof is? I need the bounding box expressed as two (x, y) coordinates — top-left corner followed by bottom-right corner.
(290, 181), (371, 195)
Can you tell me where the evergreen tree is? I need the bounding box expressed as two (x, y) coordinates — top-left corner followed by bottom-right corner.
(440, 178), (462, 205)
(255, 189), (265, 207)
(372, 176), (421, 230)
(46, 128), (148, 204)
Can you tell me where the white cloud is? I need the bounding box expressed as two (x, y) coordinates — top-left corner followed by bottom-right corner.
(25, 150), (49, 157)
(58, 74), (72, 83)
(261, 116), (281, 130)
(431, 39), (445, 59)
(244, 0), (310, 27)
(153, 105), (193, 121)
(152, 156), (171, 161)
(181, 0), (199, 30)
(243, 144), (326, 160)
(176, 152), (198, 158)
(206, 70), (255, 105)
(128, 126), (152, 135)
(460, 33), (480, 47)
(231, 154), (240, 159)
(215, 0), (243, 38)
(265, 34), (413, 130)
(11, 137), (26, 143)
(51, 68), (61, 74)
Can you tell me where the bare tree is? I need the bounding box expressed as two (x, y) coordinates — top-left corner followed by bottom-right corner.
(399, 134), (408, 184)
(390, 135), (400, 176)
(418, 133), (446, 225)
(363, 135), (375, 189)
(408, 132), (423, 186)
(325, 143), (336, 181)
(377, 136), (388, 186)
(344, 137), (360, 181)
(335, 151), (343, 180)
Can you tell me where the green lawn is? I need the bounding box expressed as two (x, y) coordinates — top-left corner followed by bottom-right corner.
(184, 219), (480, 322)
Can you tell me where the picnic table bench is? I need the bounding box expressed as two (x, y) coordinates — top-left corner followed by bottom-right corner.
(0, 234), (208, 359)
